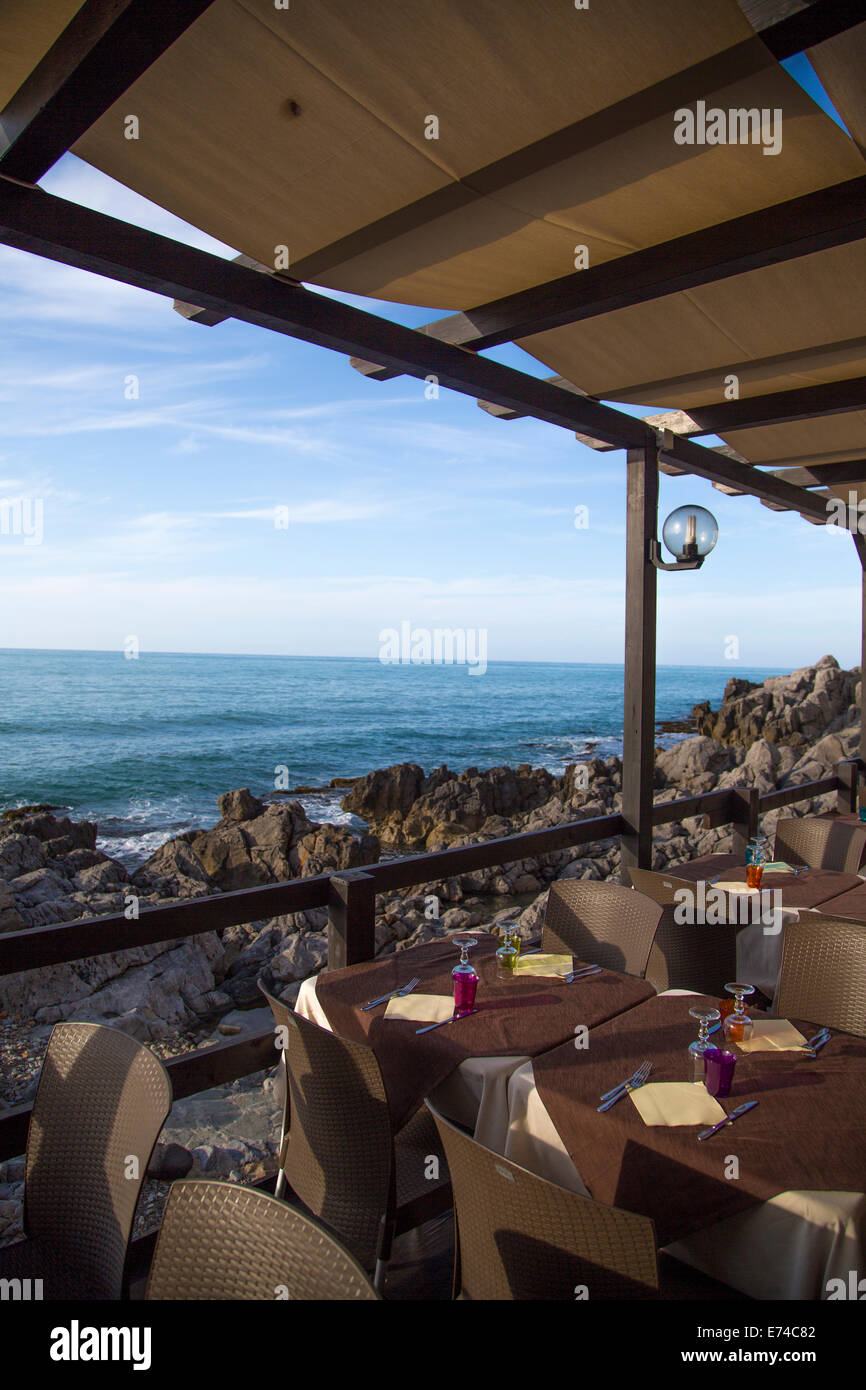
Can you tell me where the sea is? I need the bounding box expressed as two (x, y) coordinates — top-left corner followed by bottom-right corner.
(0, 650), (783, 868)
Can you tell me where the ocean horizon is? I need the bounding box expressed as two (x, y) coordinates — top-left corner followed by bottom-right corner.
(1, 649), (786, 867)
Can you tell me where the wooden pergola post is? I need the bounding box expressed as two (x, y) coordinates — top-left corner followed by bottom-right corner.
(621, 439), (659, 881)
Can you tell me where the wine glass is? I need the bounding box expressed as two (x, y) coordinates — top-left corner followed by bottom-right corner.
(723, 982), (755, 1044)
(688, 1005), (721, 1083)
(452, 935), (479, 1017)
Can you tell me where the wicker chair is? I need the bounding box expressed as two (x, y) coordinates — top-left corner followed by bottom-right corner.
(628, 867), (739, 997)
(542, 880), (662, 977)
(0, 1021), (171, 1300)
(259, 983), (452, 1293)
(147, 1179), (378, 1300)
(774, 816), (866, 874)
(774, 914), (866, 1037)
(426, 1101), (659, 1299)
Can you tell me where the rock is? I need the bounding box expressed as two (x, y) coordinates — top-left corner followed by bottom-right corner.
(147, 1142), (194, 1180)
(132, 837), (213, 898)
(218, 787), (265, 822)
(0, 880), (24, 935)
(269, 932), (328, 983)
(692, 656), (857, 750)
(657, 737), (739, 792)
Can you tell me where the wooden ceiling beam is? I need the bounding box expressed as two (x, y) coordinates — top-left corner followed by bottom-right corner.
(0, 0), (216, 184)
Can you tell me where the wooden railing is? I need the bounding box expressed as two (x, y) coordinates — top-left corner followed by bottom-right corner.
(0, 759), (858, 1161)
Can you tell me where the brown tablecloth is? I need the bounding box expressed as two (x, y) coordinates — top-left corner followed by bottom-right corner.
(815, 882), (866, 922)
(314, 937), (654, 1130)
(671, 854), (862, 911)
(533, 992), (866, 1245)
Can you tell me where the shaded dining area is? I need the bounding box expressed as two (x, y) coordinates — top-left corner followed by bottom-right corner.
(1, 0), (866, 1310)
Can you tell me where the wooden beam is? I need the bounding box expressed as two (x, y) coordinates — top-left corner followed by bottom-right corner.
(417, 177), (866, 351)
(0, 177), (652, 450)
(327, 870), (376, 969)
(769, 458), (866, 487)
(755, 0), (866, 59)
(0, 876), (331, 977)
(686, 375), (866, 436)
(0, 0), (216, 184)
(0, 179), (842, 521)
(621, 441), (659, 878)
(658, 430), (854, 528)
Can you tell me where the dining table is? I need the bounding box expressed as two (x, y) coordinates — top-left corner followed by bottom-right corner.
(502, 990), (866, 1300)
(293, 933), (654, 1149)
(665, 853), (865, 997)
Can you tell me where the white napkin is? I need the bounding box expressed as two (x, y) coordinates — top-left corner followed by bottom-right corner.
(630, 1082), (727, 1127)
(383, 993), (454, 1022)
(735, 1018), (807, 1052)
(515, 953), (573, 978)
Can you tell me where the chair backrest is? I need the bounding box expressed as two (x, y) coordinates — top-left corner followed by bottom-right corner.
(426, 1102), (658, 1299)
(259, 984), (395, 1269)
(774, 914), (866, 1037)
(25, 1021), (172, 1298)
(542, 880), (662, 976)
(628, 868), (739, 996)
(774, 817), (866, 874)
(146, 1179), (378, 1300)
(626, 867), (694, 906)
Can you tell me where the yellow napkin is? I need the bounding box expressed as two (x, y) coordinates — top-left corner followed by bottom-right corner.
(719, 881), (758, 894)
(514, 953), (573, 978)
(735, 1019), (807, 1052)
(383, 993), (454, 1022)
(762, 862), (795, 874)
(630, 1082), (727, 1127)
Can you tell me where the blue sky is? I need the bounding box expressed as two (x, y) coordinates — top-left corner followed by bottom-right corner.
(0, 56), (861, 670)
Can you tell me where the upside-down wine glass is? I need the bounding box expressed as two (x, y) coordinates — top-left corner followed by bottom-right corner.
(688, 1005), (721, 1083)
(723, 982), (755, 1045)
(496, 924), (520, 978)
(452, 935), (479, 1017)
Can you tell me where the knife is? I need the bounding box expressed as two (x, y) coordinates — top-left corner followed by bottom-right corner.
(415, 1009), (479, 1035)
(697, 1100), (758, 1141)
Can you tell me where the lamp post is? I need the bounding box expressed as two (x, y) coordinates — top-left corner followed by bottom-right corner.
(649, 505), (718, 571)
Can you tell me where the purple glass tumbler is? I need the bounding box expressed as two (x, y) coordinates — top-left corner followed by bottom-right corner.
(451, 935), (478, 1018)
(703, 1047), (737, 1098)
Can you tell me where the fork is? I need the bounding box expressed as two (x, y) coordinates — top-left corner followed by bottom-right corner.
(801, 1028), (832, 1059)
(361, 976), (420, 1011)
(599, 1060), (650, 1103)
(598, 1060), (652, 1111)
(564, 965), (602, 983)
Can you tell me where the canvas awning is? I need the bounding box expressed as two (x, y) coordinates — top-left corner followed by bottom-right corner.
(0, 0), (864, 486)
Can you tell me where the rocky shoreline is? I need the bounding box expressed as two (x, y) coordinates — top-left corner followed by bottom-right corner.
(0, 654), (859, 1243)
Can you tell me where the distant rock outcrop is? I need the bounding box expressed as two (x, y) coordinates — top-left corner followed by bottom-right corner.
(691, 655), (859, 749)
